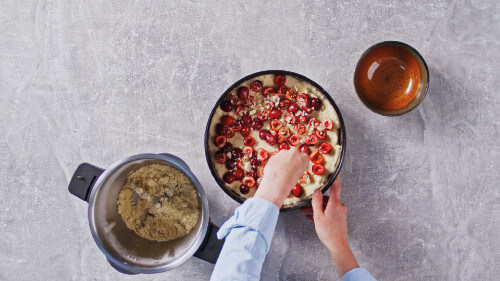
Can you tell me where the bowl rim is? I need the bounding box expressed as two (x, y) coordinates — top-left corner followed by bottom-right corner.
(87, 153), (210, 274)
(353, 40), (430, 116)
(204, 70), (346, 212)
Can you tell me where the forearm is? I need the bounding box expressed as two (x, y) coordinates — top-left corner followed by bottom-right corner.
(329, 244), (359, 278)
(330, 245), (377, 281)
(211, 227), (269, 280)
(210, 198), (279, 281)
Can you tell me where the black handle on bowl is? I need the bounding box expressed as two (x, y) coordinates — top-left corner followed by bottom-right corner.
(68, 163), (104, 202)
(194, 220), (225, 263)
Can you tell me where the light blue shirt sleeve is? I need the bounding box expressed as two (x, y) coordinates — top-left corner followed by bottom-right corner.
(210, 198), (279, 281)
(210, 198), (377, 281)
(341, 267), (377, 281)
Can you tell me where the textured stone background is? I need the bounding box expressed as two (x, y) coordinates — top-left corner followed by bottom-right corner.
(0, 0), (498, 280)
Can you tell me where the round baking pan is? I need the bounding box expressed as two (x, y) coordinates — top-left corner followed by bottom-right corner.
(204, 70), (346, 211)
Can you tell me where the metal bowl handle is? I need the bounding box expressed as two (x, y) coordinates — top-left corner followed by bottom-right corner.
(68, 163), (104, 202)
(194, 220), (225, 263)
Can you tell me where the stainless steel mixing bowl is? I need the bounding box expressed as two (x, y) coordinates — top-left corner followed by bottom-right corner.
(68, 153), (223, 274)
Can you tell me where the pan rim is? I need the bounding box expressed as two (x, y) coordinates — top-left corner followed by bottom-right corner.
(204, 70), (346, 212)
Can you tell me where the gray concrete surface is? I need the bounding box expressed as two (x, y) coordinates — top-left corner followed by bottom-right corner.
(0, 0), (498, 280)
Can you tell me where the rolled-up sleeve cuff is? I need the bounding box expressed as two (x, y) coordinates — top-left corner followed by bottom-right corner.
(217, 198), (279, 253)
(341, 268), (377, 281)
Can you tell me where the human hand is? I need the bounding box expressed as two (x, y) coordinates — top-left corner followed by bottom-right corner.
(254, 147), (309, 208)
(300, 177), (355, 259)
(301, 177), (361, 278)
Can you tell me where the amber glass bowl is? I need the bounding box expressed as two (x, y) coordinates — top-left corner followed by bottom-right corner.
(354, 41), (429, 116)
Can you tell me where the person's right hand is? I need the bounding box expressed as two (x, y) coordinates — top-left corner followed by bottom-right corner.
(255, 147), (309, 208)
(301, 177), (349, 254)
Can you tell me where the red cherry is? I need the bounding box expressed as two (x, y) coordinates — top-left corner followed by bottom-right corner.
(223, 172), (235, 183)
(222, 142), (233, 153)
(277, 85), (288, 96)
(265, 133), (278, 145)
(279, 99), (291, 109)
(242, 114), (252, 125)
(263, 100), (274, 111)
(229, 94), (240, 106)
(246, 170), (258, 179)
(259, 129), (270, 140)
(319, 143), (332, 154)
(279, 142), (290, 150)
(220, 101), (233, 112)
(296, 94), (310, 107)
(311, 98), (322, 110)
(302, 106), (314, 114)
(231, 148), (243, 159)
(312, 164), (325, 175)
(239, 184), (250, 194)
(246, 96), (256, 108)
(274, 75), (286, 85)
(268, 109), (281, 119)
(257, 148), (269, 161)
(257, 111), (269, 122)
(224, 128), (235, 138)
(270, 120), (283, 131)
(215, 123), (228, 136)
(315, 129), (326, 140)
(243, 136), (255, 146)
(297, 114), (307, 123)
(242, 146), (254, 157)
(285, 112), (296, 124)
(232, 120), (242, 132)
(226, 158), (237, 170)
(214, 136), (226, 148)
(277, 127), (291, 139)
(262, 87), (274, 97)
(236, 158), (244, 170)
(215, 152), (226, 164)
(240, 125), (251, 137)
(288, 134), (301, 146)
(250, 81), (262, 92)
(242, 177), (256, 188)
(294, 124), (306, 135)
(235, 105), (245, 116)
(220, 115), (234, 126)
(310, 151), (324, 164)
(288, 102), (299, 113)
(306, 134), (318, 145)
(251, 118), (263, 130)
(250, 157), (261, 166)
(323, 119), (334, 130)
(237, 86), (249, 100)
(233, 169), (245, 180)
(308, 118), (320, 128)
(291, 184), (303, 197)
(286, 88), (297, 100)
(299, 144), (311, 155)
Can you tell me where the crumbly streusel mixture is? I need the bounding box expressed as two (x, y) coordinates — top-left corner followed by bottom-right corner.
(117, 164), (200, 242)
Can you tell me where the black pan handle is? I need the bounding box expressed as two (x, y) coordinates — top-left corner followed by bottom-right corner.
(68, 163), (104, 202)
(194, 220), (225, 263)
